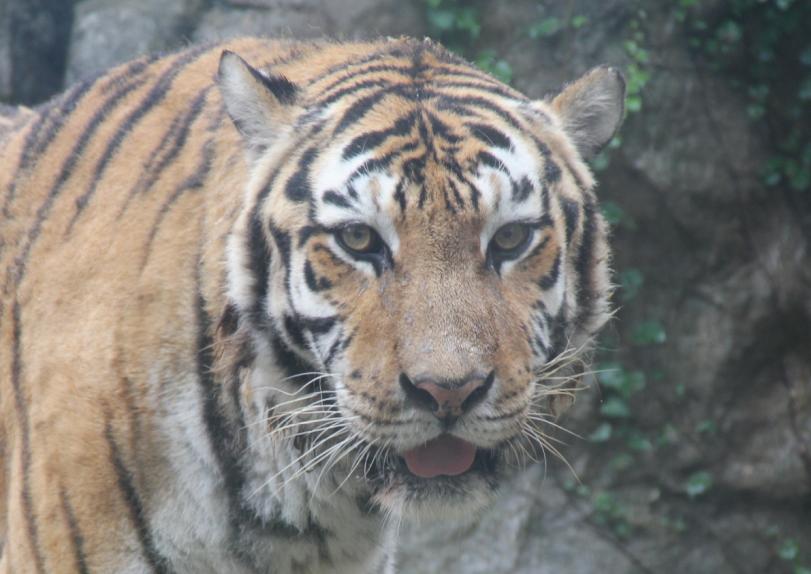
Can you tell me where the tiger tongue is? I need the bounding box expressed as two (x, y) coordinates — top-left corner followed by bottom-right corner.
(402, 435), (477, 478)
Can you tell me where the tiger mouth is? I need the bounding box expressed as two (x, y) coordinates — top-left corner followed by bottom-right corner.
(362, 441), (500, 487)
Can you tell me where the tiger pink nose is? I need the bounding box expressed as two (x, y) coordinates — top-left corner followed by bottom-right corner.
(399, 372), (495, 422)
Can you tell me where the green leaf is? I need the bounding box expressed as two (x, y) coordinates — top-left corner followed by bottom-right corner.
(591, 151), (610, 172)
(799, 78), (811, 102)
(716, 20), (742, 44)
(476, 51), (513, 84)
(596, 362), (625, 388)
(631, 320), (667, 345)
(427, 9), (456, 31)
(601, 201), (638, 230)
(609, 452), (635, 471)
(600, 397), (631, 418)
(685, 471), (713, 498)
(696, 419), (717, 434)
(778, 539), (799, 561)
(626, 95), (642, 113)
(627, 432), (653, 452)
(619, 268), (644, 301)
(571, 15), (588, 29)
(529, 17), (562, 39)
(589, 422), (613, 442)
(747, 103), (765, 120)
(593, 491), (617, 513)
(657, 424), (678, 446)
(631, 321), (666, 345)
(491, 59), (513, 84)
(455, 7), (481, 38)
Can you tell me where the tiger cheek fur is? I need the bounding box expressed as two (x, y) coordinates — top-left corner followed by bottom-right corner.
(0, 37), (623, 573)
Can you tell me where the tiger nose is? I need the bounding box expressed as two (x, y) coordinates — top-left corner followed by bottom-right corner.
(399, 371), (495, 423)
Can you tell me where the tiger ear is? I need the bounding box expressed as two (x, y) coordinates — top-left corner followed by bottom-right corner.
(550, 66), (625, 160)
(217, 50), (299, 154)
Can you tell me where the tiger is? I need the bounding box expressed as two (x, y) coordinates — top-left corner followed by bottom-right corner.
(0, 37), (624, 573)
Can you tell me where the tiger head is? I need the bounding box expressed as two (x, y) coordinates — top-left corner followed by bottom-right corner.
(218, 40), (623, 519)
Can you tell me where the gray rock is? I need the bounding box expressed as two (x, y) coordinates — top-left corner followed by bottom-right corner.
(0, 0), (73, 104)
(398, 467), (639, 574)
(194, 0), (424, 44)
(66, 0), (206, 84)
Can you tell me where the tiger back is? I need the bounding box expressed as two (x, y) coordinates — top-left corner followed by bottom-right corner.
(0, 38), (623, 573)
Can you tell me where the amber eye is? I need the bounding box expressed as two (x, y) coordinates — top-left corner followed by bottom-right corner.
(491, 223), (531, 253)
(337, 224), (380, 255)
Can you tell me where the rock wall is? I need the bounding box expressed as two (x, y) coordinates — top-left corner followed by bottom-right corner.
(2, 1), (808, 572)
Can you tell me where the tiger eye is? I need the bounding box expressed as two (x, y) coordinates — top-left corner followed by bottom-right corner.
(492, 223), (530, 252)
(339, 224), (374, 253)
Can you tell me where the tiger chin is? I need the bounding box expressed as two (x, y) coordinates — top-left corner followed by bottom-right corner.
(0, 37), (623, 573)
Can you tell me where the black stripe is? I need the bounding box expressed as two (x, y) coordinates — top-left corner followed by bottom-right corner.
(283, 314), (309, 350)
(270, 333), (315, 381)
(441, 186), (457, 213)
(477, 151), (507, 172)
(300, 315), (337, 336)
(561, 197), (579, 242)
(433, 94), (524, 130)
(341, 111), (416, 160)
(316, 78), (393, 109)
(303, 260), (332, 292)
(447, 178), (466, 209)
(2, 72), (150, 295)
(194, 284), (248, 531)
(10, 301), (46, 573)
(534, 334), (550, 357)
(245, 63), (298, 105)
(541, 182), (551, 213)
(141, 138), (215, 268)
(112, 87), (212, 224)
(525, 234), (550, 261)
(315, 64), (410, 98)
(105, 416), (172, 574)
(544, 157), (561, 183)
(333, 90), (389, 136)
(2, 77), (96, 217)
(344, 141), (419, 185)
(430, 64), (520, 87)
(297, 225), (319, 247)
(511, 176), (533, 202)
(469, 181), (481, 211)
(267, 222), (292, 274)
(575, 200), (597, 326)
(433, 79), (521, 100)
(59, 487), (90, 574)
(305, 46), (407, 88)
(393, 178), (407, 212)
(468, 123), (512, 150)
(248, 214), (272, 327)
(426, 112), (462, 144)
(403, 154), (426, 185)
(539, 251), (561, 290)
(69, 46), (211, 230)
(545, 307), (567, 361)
(285, 147), (318, 202)
(322, 190), (352, 209)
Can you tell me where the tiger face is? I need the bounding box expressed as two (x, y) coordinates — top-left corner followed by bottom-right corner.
(220, 41), (623, 518)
